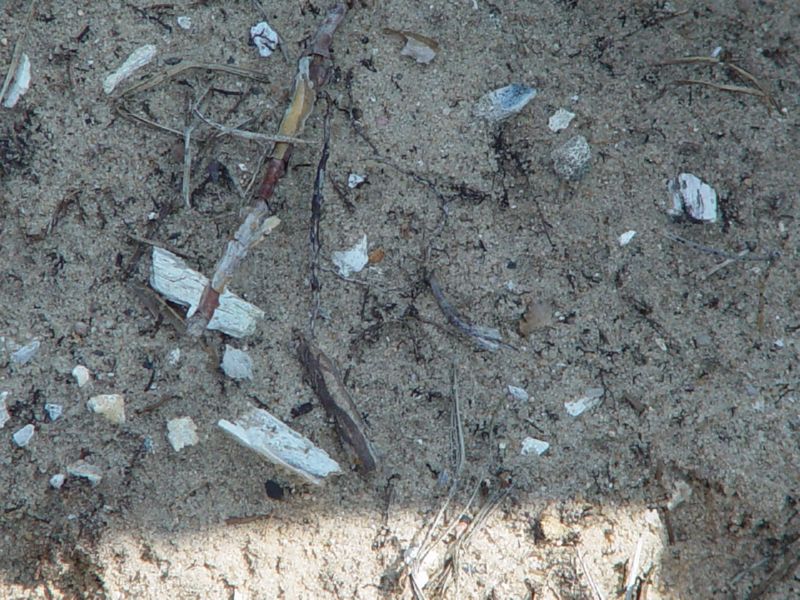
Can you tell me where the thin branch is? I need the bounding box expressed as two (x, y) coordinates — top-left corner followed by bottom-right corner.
(187, 3), (347, 335)
(308, 99), (332, 334)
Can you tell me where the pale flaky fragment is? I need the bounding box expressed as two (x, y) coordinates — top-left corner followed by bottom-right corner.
(218, 406), (342, 485)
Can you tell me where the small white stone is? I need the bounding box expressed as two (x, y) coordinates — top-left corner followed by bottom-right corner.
(507, 385), (529, 402)
(250, 21), (279, 57)
(11, 339), (40, 365)
(13, 424), (35, 447)
(50, 473), (66, 489)
(221, 346), (254, 380)
(332, 235), (369, 277)
(0, 391), (9, 429)
(176, 16), (192, 30)
(348, 173), (366, 188)
(167, 348), (181, 366)
(551, 135), (592, 181)
(87, 394), (126, 425)
(773, 338), (785, 349)
(667, 173), (718, 222)
(167, 417), (199, 451)
(67, 460), (102, 485)
(72, 365), (91, 387)
(618, 230), (637, 246)
(564, 387), (604, 417)
(548, 108), (576, 132)
(521, 437), (550, 456)
(44, 403), (63, 421)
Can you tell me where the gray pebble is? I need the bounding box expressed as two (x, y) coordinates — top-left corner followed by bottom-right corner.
(551, 135), (592, 181)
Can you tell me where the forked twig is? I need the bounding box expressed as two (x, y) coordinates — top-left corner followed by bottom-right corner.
(188, 3), (347, 336)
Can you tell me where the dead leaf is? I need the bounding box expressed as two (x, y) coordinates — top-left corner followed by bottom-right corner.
(383, 28), (439, 64)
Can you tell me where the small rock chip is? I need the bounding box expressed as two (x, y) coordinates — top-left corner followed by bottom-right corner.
(347, 173), (366, 188)
(67, 460), (102, 485)
(507, 385), (529, 402)
(551, 135), (592, 181)
(0, 391), (9, 429)
(167, 417), (199, 451)
(221, 346), (254, 380)
(265, 479), (285, 500)
(564, 387), (604, 417)
(44, 403), (63, 421)
(176, 16), (192, 30)
(87, 394), (126, 425)
(12, 424), (35, 447)
(521, 437), (550, 456)
(72, 365), (91, 387)
(618, 230), (637, 246)
(474, 84), (537, 122)
(11, 340), (41, 365)
(50, 473), (66, 489)
(548, 108), (576, 132)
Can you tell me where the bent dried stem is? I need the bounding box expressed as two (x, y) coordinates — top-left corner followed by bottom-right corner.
(187, 3), (347, 336)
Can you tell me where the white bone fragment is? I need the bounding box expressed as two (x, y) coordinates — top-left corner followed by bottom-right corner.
(332, 235), (368, 277)
(219, 407), (342, 485)
(2, 53), (31, 108)
(103, 44), (157, 95)
(150, 247), (265, 338)
(167, 417), (199, 451)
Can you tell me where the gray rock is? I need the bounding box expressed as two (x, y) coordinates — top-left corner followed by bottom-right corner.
(551, 135), (592, 181)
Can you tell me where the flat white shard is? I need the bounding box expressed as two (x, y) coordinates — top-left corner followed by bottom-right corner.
(348, 173), (366, 188)
(150, 247), (265, 338)
(67, 460), (102, 485)
(618, 230), (637, 246)
(50, 473), (66, 489)
(45, 403), (63, 421)
(87, 394), (126, 425)
(219, 407), (342, 485)
(2, 53), (31, 108)
(250, 21), (279, 57)
(13, 424), (35, 447)
(221, 345), (253, 380)
(474, 84), (537, 122)
(103, 44), (157, 95)
(507, 385), (529, 402)
(564, 387), (604, 417)
(521, 436), (550, 456)
(548, 108), (576, 132)
(332, 235), (368, 277)
(667, 173), (718, 222)
(167, 417), (199, 451)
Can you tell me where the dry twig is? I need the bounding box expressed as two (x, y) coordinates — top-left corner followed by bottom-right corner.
(295, 331), (378, 473)
(188, 3), (347, 335)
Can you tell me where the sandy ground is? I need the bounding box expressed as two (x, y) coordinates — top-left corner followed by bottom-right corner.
(2, 1), (799, 598)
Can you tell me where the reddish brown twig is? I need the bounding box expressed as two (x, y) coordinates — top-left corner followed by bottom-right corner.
(187, 4), (347, 336)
